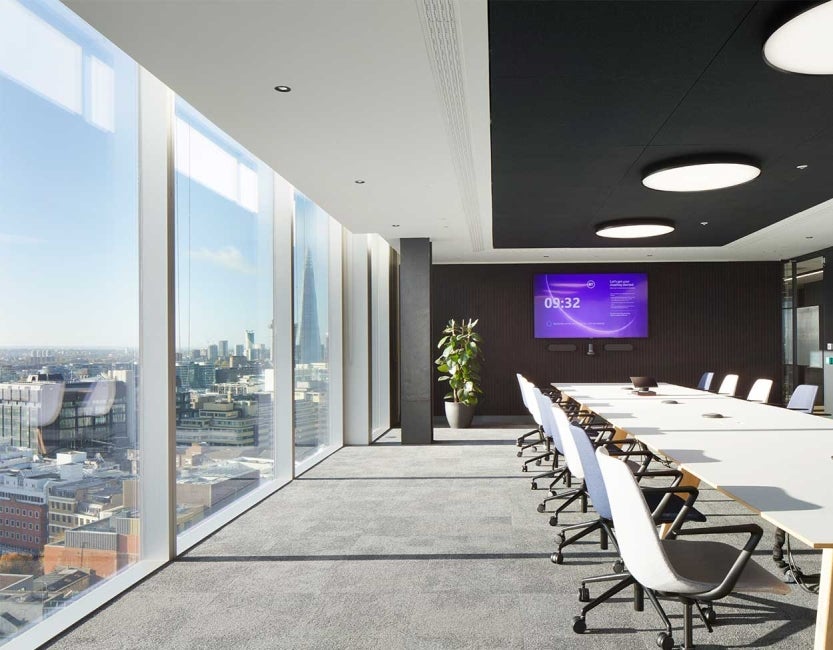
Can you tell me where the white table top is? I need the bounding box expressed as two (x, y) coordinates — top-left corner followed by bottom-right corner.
(554, 382), (833, 549)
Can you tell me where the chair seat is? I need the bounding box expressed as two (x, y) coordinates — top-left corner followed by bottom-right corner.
(644, 492), (707, 524)
(660, 539), (791, 596)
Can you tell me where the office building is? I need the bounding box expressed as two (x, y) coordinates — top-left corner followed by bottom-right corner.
(1, 0), (832, 648)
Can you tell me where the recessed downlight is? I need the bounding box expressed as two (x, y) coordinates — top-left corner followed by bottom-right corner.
(643, 162), (760, 192)
(797, 164), (809, 170)
(354, 179), (365, 184)
(595, 219), (675, 239)
(764, 1), (833, 75)
(274, 85), (292, 92)
(392, 224), (400, 228)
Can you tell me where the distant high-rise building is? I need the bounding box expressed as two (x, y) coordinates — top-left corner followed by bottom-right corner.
(244, 330), (255, 360)
(235, 344), (245, 357)
(298, 250), (322, 364)
(218, 340), (229, 358)
(208, 345), (219, 361)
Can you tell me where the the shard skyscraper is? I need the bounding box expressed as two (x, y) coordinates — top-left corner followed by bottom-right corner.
(297, 249), (322, 364)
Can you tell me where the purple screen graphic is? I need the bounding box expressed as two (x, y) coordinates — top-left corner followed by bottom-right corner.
(533, 273), (648, 339)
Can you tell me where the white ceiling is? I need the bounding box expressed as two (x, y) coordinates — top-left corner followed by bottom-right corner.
(63, 0), (833, 264)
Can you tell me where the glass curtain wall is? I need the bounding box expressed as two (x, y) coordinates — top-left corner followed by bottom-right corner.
(0, 0), (356, 643)
(293, 193), (332, 464)
(0, 0), (140, 640)
(173, 99), (275, 535)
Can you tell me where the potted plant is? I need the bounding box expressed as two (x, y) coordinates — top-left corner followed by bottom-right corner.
(435, 318), (483, 428)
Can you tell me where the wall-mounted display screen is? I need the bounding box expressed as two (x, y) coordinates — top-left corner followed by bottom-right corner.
(533, 273), (648, 338)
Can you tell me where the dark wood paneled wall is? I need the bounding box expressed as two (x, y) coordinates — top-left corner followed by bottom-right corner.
(431, 262), (782, 416)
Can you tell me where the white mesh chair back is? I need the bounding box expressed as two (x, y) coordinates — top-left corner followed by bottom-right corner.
(746, 378), (773, 404)
(564, 419), (611, 520)
(550, 406), (585, 480)
(534, 390), (564, 454)
(697, 372), (714, 391)
(596, 448), (692, 594)
(787, 384), (818, 413)
(717, 374), (739, 396)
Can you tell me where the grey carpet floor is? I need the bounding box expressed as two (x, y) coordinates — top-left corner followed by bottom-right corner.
(45, 426), (821, 649)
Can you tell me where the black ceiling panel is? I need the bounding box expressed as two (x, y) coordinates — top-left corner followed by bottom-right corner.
(489, 0), (833, 248)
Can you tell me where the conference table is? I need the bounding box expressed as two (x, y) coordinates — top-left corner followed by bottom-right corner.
(552, 382), (833, 650)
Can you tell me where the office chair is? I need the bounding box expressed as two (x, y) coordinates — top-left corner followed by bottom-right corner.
(746, 378), (773, 404)
(534, 400), (590, 521)
(518, 380), (553, 471)
(537, 403), (627, 525)
(786, 384), (818, 413)
(552, 417), (705, 566)
(515, 374), (543, 452)
(529, 389), (571, 491)
(590, 447), (790, 650)
(716, 374), (738, 396)
(696, 372), (714, 391)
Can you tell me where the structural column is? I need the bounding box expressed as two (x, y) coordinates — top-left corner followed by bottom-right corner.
(399, 238), (433, 444)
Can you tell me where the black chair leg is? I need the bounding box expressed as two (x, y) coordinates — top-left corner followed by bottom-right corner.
(644, 588), (674, 639)
(579, 575), (635, 619)
(516, 428), (539, 446)
(683, 600), (695, 649)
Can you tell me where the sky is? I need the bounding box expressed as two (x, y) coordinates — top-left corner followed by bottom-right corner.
(0, 0), (331, 351)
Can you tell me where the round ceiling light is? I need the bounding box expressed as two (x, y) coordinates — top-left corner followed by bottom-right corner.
(764, 1), (833, 75)
(595, 219), (675, 239)
(642, 161), (760, 192)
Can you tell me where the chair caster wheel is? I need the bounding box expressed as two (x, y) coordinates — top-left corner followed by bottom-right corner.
(549, 489), (558, 497)
(536, 503), (546, 513)
(535, 459), (542, 466)
(517, 451), (523, 457)
(578, 586), (590, 602)
(703, 606), (717, 625)
(555, 532), (565, 545)
(521, 466), (528, 472)
(549, 515), (558, 526)
(550, 552), (563, 565)
(531, 482), (537, 490)
(572, 616), (586, 634)
(612, 559), (625, 574)
(656, 632), (674, 650)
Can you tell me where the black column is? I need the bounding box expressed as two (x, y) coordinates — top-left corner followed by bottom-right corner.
(399, 238), (433, 444)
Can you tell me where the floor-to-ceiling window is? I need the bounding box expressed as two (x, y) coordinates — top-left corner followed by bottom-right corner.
(293, 193), (333, 465)
(0, 1), (362, 643)
(173, 99), (275, 535)
(0, 0), (140, 639)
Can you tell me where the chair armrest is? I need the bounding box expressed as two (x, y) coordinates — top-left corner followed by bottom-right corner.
(632, 468), (682, 480)
(640, 485), (699, 533)
(675, 524), (763, 600)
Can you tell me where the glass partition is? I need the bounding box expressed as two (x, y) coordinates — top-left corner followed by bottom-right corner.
(783, 256), (825, 407)
(173, 99), (275, 535)
(0, 0), (140, 639)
